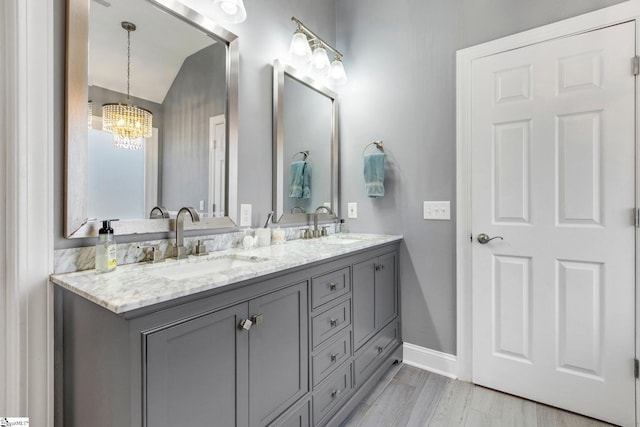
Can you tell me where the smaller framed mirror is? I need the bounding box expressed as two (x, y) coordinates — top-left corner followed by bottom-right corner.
(273, 60), (339, 223)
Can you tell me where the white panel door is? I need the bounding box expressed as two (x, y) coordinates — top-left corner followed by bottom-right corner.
(209, 114), (226, 218)
(471, 22), (635, 426)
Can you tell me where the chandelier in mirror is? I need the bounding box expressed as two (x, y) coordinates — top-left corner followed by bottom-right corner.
(288, 17), (347, 86)
(102, 21), (152, 150)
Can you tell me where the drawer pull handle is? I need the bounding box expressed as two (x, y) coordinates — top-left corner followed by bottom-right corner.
(377, 346), (384, 354)
(329, 282), (338, 291)
(330, 318), (341, 327)
(331, 389), (342, 399)
(330, 352), (340, 362)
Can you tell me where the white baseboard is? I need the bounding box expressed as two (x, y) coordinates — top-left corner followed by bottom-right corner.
(402, 342), (458, 379)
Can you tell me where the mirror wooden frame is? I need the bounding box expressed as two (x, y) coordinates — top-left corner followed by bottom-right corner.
(272, 59), (339, 224)
(65, 0), (239, 238)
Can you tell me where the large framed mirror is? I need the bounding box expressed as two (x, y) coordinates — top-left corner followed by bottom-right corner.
(273, 59), (339, 223)
(66, 0), (239, 238)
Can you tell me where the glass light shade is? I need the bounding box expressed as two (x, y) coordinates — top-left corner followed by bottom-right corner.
(289, 32), (312, 61)
(212, 0), (247, 23)
(311, 46), (330, 73)
(102, 103), (153, 150)
(329, 59), (348, 85)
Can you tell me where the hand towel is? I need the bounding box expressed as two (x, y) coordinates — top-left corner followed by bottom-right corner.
(364, 153), (385, 198)
(289, 161), (311, 199)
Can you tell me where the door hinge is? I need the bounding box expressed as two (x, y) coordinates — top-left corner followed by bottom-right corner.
(635, 359), (639, 379)
(635, 208), (640, 228)
(633, 56), (640, 76)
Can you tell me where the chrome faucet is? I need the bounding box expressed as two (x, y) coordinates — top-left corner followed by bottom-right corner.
(174, 207), (200, 259)
(313, 206), (334, 238)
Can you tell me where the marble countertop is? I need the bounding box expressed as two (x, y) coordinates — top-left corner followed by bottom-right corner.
(50, 233), (402, 315)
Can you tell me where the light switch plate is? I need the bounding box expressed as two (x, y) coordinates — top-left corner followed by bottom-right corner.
(199, 200), (205, 211)
(423, 201), (450, 220)
(240, 204), (252, 226)
(348, 202), (358, 219)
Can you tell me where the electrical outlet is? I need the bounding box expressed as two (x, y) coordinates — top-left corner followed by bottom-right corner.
(423, 201), (450, 220)
(240, 204), (252, 227)
(323, 202), (332, 208)
(199, 200), (205, 211)
(348, 202), (358, 219)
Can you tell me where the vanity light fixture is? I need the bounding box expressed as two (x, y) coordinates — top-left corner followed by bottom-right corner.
(289, 17), (348, 85)
(212, 0), (247, 24)
(289, 25), (312, 63)
(102, 21), (153, 150)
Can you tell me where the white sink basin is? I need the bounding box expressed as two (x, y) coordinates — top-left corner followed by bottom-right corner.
(323, 237), (363, 245)
(149, 255), (268, 281)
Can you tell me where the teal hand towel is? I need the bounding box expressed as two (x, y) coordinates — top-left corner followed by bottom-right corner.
(364, 153), (385, 198)
(289, 161), (311, 199)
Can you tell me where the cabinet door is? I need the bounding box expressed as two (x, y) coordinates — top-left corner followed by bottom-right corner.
(352, 258), (377, 350)
(145, 303), (249, 427)
(375, 252), (397, 329)
(248, 282), (309, 427)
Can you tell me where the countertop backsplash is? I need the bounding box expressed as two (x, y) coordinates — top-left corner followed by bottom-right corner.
(54, 224), (334, 274)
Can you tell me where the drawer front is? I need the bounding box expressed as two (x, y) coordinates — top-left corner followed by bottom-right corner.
(312, 364), (353, 424)
(311, 267), (350, 309)
(312, 299), (351, 348)
(354, 320), (399, 387)
(312, 331), (352, 387)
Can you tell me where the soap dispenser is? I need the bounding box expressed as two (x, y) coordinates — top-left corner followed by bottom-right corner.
(95, 220), (117, 273)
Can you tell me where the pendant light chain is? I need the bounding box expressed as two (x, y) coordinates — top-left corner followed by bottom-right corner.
(126, 26), (131, 100)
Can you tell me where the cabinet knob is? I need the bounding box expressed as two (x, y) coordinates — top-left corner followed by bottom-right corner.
(238, 319), (253, 331)
(329, 282), (338, 291)
(330, 318), (341, 327)
(331, 389), (342, 399)
(251, 314), (264, 325)
(330, 352), (340, 362)
(377, 346), (384, 354)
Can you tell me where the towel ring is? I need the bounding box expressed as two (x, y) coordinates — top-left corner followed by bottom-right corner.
(362, 141), (384, 157)
(292, 151), (310, 161)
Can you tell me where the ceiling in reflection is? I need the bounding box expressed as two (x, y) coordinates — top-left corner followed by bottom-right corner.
(89, 0), (214, 103)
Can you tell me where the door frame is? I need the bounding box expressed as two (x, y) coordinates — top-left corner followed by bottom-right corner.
(455, 0), (640, 411)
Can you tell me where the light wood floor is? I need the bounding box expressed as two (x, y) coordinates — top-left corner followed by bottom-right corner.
(340, 364), (615, 427)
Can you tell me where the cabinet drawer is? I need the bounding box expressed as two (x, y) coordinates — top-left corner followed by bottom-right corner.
(311, 267), (350, 309)
(312, 299), (351, 348)
(312, 363), (352, 425)
(312, 331), (352, 387)
(354, 320), (399, 387)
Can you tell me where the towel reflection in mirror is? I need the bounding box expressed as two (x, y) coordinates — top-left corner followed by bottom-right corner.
(289, 159), (311, 199)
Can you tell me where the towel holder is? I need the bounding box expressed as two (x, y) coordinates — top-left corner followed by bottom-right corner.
(292, 151), (310, 161)
(362, 141), (384, 157)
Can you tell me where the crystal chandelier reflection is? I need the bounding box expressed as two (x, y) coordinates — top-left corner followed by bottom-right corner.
(102, 21), (152, 150)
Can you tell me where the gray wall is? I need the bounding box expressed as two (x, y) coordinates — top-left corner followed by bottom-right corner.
(335, 0), (626, 354)
(161, 43), (227, 212)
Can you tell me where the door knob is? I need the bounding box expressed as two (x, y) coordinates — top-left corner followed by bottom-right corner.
(477, 233), (504, 244)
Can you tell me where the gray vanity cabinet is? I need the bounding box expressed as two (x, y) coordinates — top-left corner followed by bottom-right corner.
(352, 251), (398, 351)
(56, 240), (402, 427)
(145, 282), (308, 427)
